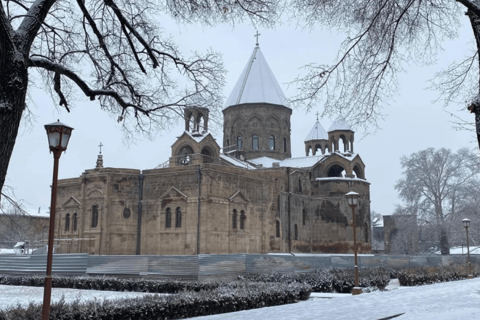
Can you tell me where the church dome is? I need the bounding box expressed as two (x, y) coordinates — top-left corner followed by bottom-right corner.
(224, 46), (288, 108)
(328, 117), (354, 132)
(305, 121), (328, 142)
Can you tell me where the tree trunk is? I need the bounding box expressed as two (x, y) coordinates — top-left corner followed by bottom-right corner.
(467, 10), (480, 150)
(0, 45), (28, 197)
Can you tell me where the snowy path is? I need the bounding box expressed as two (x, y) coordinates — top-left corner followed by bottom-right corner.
(191, 278), (480, 320)
(0, 285), (156, 310)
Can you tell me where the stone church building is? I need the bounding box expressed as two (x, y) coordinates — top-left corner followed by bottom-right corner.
(54, 44), (372, 255)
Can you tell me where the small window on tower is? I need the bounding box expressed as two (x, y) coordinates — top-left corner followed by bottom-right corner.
(283, 138), (287, 152)
(252, 135), (259, 150)
(237, 136), (243, 150)
(269, 136), (275, 151)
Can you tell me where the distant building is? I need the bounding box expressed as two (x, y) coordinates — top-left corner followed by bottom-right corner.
(383, 215), (418, 254)
(53, 44), (372, 255)
(371, 217), (385, 253)
(0, 212), (49, 251)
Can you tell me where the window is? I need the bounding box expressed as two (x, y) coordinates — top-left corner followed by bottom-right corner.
(165, 208), (172, 228)
(91, 205), (98, 228)
(73, 213), (77, 232)
(298, 180), (302, 193)
(237, 136), (243, 150)
(123, 208), (131, 219)
(175, 207), (182, 228)
(252, 135), (258, 150)
(294, 224), (298, 240)
(65, 214), (70, 232)
(232, 209), (237, 229)
(283, 138), (287, 152)
(269, 136), (275, 151)
(302, 209), (306, 226)
(240, 210), (246, 229)
(276, 220), (280, 237)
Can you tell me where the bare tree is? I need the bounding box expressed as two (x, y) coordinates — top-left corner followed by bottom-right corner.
(0, 0), (282, 196)
(395, 147), (480, 254)
(290, 0), (480, 148)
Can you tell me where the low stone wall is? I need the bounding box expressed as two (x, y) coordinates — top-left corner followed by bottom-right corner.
(0, 253), (478, 281)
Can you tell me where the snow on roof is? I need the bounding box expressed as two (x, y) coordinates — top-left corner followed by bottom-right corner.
(224, 46), (288, 108)
(249, 155), (325, 169)
(279, 155), (325, 168)
(219, 154), (256, 169)
(24, 208), (50, 218)
(304, 121), (328, 142)
(248, 156), (278, 168)
(328, 117), (354, 132)
(316, 177), (370, 184)
(184, 130), (211, 143)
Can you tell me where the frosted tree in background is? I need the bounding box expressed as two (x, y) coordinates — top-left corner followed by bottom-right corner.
(0, 0), (281, 197)
(291, 0), (480, 148)
(395, 147), (480, 254)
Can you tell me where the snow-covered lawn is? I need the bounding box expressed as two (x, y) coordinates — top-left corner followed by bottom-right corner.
(0, 285), (158, 311)
(191, 278), (480, 320)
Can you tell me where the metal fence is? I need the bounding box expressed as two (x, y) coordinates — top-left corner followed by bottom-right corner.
(0, 253), (478, 280)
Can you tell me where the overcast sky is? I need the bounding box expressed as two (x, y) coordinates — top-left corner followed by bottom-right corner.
(4, 11), (477, 217)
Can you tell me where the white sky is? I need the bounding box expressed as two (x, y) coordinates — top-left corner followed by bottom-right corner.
(4, 12), (477, 217)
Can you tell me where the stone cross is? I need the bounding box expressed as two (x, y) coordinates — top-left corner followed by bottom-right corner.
(316, 112), (320, 121)
(98, 142), (103, 154)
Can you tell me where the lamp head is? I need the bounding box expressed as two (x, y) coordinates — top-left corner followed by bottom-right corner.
(345, 191), (360, 206)
(462, 218), (470, 228)
(44, 120), (74, 152)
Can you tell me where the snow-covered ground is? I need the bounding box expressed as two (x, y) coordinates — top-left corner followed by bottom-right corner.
(0, 285), (157, 311)
(191, 278), (480, 320)
(1, 279), (478, 319)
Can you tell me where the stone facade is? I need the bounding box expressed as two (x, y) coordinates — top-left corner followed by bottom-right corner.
(53, 45), (372, 255)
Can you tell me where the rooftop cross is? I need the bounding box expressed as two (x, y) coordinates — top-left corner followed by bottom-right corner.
(316, 112), (320, 121)
(254, 31), (261, 46)
(98, 142), (103, 154)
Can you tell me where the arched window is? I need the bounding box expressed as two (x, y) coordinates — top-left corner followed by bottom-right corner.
(294, 224), (298, 240)
(240, 210), (246, 229)
(91, 205), (98, 228)
(237, 136), (243, 150)
(298, 179), (302, 193)
(283, 138), (287, 152)
(175, 207), (182, 228)
(302, 209), (306, 226)
(73, 213), (77, 232)
(65, 214), (70, 232)
(276, 220), (280, 237)
(226, 139), (230, 151)
(269, 136), (275, 151)
(232, 209), (237, 229)
(252, 135), (259, 150)
(165, 208), (172, 228)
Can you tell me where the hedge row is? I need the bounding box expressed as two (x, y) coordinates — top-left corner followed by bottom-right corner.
(0, 282), (311, 320)
(0, 274), (222, 294)
(240, 267), (391, 293)
(398, 263), (480, 286)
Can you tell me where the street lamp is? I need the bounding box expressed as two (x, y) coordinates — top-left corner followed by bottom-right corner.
(462, 218), (473, 279)
(346, 191), (362, 295)
(42, 120), (73, 320)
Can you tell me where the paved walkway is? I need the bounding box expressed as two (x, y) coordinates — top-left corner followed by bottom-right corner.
(191, 278), (480, 320)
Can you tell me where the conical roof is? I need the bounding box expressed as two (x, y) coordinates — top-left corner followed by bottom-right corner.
(224, 46), (288, 108)
(328, 117), (354, 132)
(305, 121), (328, 142)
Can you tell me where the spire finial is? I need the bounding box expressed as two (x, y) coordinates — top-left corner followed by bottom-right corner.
(254, 31), (261, 46)
(316, 112), (319, 121)
(96, 142), (104, 169)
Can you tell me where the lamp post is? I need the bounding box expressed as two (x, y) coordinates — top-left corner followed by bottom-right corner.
(346, 191), (362, 295)
(42, 120), (73, 320)
(462, 218), (473, 279)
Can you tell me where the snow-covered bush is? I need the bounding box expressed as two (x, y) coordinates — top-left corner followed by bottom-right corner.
(240, 267), (390, 293)
(398, 264), (480, 286)
(0, 282), (311, 319)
